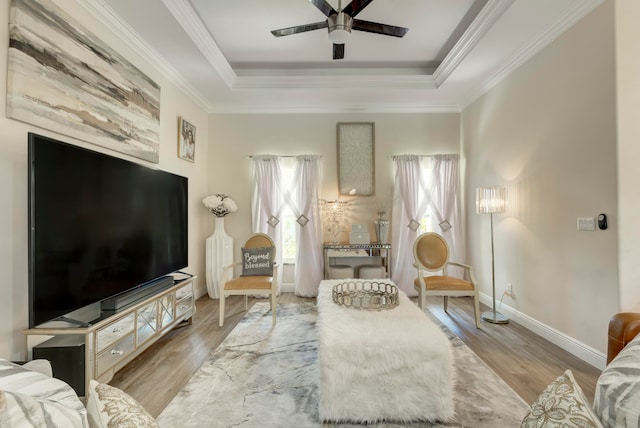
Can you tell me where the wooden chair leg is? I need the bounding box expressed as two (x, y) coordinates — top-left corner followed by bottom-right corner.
(473, 295), (481, 329)
(219, 293), (225, 327)
(416, 285), (426, 310)
(443, 296), (449, 312)
(271, 291), (277, 326)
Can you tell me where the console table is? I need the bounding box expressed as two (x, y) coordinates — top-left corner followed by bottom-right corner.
(323, 243), (391, 279)
(23, 276), (196, 396)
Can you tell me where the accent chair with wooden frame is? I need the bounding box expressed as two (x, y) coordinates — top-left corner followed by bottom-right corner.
(413, 232), (481, 328)
(219, 233), (278, 327)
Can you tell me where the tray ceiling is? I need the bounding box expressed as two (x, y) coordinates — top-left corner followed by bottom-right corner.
(81, 0), (604, 113)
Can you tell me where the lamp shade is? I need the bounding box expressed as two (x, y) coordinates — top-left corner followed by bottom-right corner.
(476, 186), (506, 214)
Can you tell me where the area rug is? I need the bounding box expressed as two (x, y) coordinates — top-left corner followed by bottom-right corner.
(157, 303), (529, 427)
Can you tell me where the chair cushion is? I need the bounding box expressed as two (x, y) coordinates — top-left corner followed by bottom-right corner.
(225, 276), (273, 290)
(241, 246), (274, 276)
(414, 275), (474, 291)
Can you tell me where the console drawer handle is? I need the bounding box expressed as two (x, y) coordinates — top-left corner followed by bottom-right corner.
(110, 349), (124, 356)
(112, 327), (123, 333)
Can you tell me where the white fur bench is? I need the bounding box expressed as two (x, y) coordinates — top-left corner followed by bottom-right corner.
(317, 279), (454, 424)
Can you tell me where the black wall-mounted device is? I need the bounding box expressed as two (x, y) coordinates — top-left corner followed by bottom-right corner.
(598, 213), (608, 230)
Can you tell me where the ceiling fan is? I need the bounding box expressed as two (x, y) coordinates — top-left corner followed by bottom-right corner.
(270, 0), (409, 60)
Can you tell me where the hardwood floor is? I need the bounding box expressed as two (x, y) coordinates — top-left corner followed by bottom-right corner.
(423, 297), (601, 404)
(110, 294), (601, 418)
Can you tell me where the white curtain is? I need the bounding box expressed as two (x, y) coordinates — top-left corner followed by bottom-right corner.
(391, 155), (423, 295)
(391, 154), (464, 295)
(293, 155), (324, 296)
(251, 155), (284, 290)
(251, 154), (324, 297)
(430, 155), (464, 276)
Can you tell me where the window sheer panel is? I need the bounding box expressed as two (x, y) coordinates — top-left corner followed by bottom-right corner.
(280, 158), (297, 261)
(431, 155), (465, 278)
(391, 155), (423, 295)
(391, 154), (464, 294)
(293, 156), (324, 296)
(251, 155), (323, 297)
(251, 155), (284, 294)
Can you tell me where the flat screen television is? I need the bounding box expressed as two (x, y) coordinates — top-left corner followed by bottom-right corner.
(28, 132), (188, 327)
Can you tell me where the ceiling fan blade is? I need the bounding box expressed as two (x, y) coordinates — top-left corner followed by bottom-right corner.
(352, 19), (409, 38)
(342, 0), (375, 18)
(271, 21), (328, 37)
(309, 0), (337, 17)
(333, 43), (345, 60)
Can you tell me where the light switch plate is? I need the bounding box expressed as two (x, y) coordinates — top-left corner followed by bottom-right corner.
(577, 217), (596, 231)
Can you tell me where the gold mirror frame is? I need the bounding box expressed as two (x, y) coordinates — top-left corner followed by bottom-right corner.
(337, 122), (375, 196)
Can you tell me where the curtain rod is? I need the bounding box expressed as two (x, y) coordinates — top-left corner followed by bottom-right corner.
(388, 153), (458, 159)
(247, 155), (323, 159)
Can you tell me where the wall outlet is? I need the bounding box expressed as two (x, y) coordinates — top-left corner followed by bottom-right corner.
(505, 283), (513, 297)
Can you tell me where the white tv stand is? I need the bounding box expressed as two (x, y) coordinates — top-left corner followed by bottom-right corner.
(24, 276), (196, 396)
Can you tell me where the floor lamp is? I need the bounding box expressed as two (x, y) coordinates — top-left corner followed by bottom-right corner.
(476, 186), (508, 324)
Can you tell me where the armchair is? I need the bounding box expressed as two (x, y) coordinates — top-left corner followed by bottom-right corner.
(413, 232), (481, 328)
(219, 233), (278, 327)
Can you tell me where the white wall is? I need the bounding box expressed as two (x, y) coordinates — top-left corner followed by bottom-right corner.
(0, 0), (210, 360)
(615, 0), (640, 312)
(462, 1), (618, 354)
(207, 113), (460, 260)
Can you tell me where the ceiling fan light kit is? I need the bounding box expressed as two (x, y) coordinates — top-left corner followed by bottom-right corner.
(271, 0), (408, 60)
(327, 13), (352, 44)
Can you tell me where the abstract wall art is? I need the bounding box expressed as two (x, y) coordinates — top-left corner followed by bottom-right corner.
(7, 0), (161, 163)
(337, 122), (375, 196)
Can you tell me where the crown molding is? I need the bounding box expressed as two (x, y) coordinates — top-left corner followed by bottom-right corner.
(233, 74), (437, 89)
(207, 103), (461, 115)
(460, 0), (606, 110)
(433, 0), (515, 87)
(76, 0), (214, 111)
(160, 0), (237, 88)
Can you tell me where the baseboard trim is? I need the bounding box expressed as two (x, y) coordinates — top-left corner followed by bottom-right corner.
(281, 282), (295, 293)
(479, 293), (606, 370)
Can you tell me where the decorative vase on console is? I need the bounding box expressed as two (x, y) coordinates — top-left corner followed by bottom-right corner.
(203, 194), (238, 299)
(374, 211), (390, 244)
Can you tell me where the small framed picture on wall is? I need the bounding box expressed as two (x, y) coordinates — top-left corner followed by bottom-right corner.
(178, 117), (196, 162)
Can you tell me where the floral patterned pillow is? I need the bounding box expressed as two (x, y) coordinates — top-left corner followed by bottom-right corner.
(521, 370), (603, 428)
(86, 380), (158, 428)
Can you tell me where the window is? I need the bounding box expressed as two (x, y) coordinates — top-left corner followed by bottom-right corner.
(417, 158), (436, 234)
(280, 158), (297, 261)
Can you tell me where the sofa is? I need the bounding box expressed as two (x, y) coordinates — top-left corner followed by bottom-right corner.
(595, 312), (640, 427)
(521, 312), (640, 428)
(0, 358), (158, 427)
